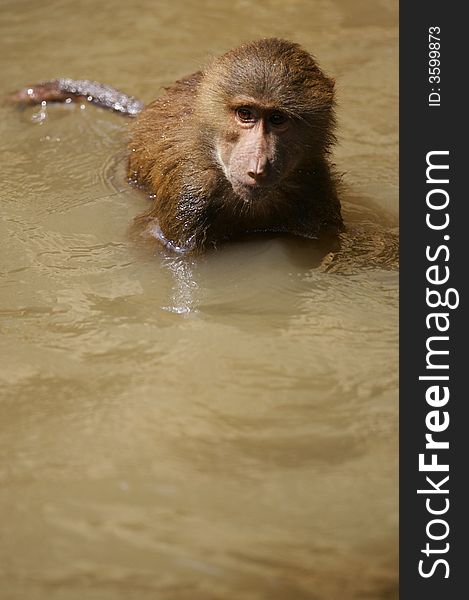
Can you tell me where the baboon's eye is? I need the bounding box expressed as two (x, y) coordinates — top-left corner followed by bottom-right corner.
(269, 111), (288, 126)
(236, 107), (256, 123)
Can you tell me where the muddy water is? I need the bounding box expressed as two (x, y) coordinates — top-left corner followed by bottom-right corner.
(0, 1), (398, 599)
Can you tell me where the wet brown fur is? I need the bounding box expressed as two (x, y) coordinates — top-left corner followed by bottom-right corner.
(9, 81), (81, 105)
(128, 38), (343, 252)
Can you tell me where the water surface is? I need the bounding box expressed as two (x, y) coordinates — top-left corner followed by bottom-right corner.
(0, 1), (398, 598)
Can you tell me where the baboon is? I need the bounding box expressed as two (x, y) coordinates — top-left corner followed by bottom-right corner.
(11, 38), (343, 253)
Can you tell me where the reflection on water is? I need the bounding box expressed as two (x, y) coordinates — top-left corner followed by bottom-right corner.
(162, 255), (199, 314)
(0, 0), (398, 598)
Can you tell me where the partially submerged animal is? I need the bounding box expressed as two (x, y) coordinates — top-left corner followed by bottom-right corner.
(11, 38), (343, 254)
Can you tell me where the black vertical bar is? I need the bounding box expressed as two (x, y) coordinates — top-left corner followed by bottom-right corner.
(400, 2), (467, 598)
